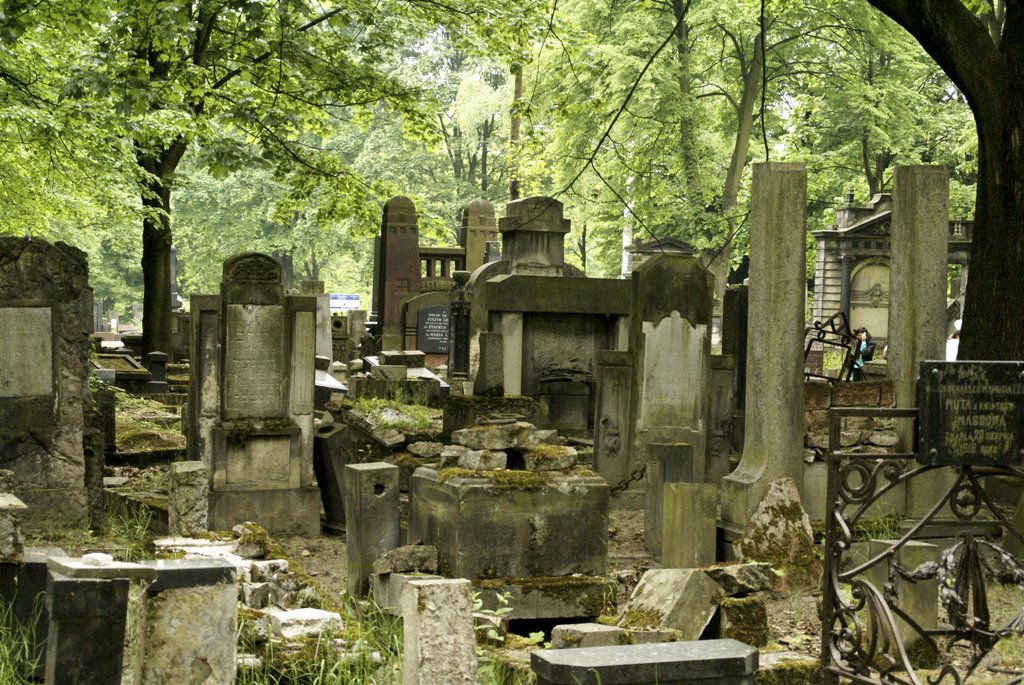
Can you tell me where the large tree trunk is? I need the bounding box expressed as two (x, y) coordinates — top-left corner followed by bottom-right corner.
(141, 178), (173, 357)
(960, 94), (1024, 359)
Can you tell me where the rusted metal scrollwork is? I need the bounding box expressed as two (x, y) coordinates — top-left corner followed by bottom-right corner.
(821, 407), (1024, 685)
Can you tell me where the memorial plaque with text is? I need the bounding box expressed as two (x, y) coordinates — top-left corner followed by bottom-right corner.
(919, 361), (1024, 466)
(416, 306), (449, 354)
(224, 305), (284, 417)
(0, 307), (53, 398)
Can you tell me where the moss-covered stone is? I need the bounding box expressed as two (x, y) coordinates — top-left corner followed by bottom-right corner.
(756, 653), (820, 685)
(719, 596), (769, 647)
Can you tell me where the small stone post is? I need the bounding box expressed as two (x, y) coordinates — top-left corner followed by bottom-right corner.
(720, 163), (807, 526)
(0, 492), (26, 561)
(401, 578), (478, 685)
(662, 482), (717, 567)
(344, 462), (400, 596)
(134, 559), (237, 684)
(644, 442), (694, 557)
(45, 574), (130, 684)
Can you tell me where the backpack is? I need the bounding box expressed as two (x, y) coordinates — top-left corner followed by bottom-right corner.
(861, 341), (876, 362)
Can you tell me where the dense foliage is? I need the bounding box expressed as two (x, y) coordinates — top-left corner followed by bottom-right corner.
(0, 0), (985, 348)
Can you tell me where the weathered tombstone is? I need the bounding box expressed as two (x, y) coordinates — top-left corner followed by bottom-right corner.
(143, 351), (168, 394)
(593, 350), (634, 502)
(415, 305), (449, 354)
(167, 461), (209, 536)
(887, 166), (950, 517)
(0, 237), (91, 529)
(644, 442), (694, 556)
(864, 540), (939, 667)
(628, 256), (714, 510)
(299, 280), (333, 362)
(662, 482), (717, 568)
(720, 164), (807, 527)
(187, 252), (320, 535)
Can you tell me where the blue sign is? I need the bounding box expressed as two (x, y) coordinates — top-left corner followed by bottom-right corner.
(329, 294), (361, 312)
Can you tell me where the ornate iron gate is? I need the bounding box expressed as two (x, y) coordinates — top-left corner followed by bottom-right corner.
(821, 404), (1024, 684)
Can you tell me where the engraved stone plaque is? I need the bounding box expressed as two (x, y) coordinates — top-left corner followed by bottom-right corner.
(919, 361), (1024, 466)
(225, 436), (292, 487)
(224, 305), (284, 417)
(416, 305), (449, 354)
(0, 307), (53, 397)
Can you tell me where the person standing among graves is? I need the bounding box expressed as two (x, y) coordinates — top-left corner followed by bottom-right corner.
(851, 327), (875, 381)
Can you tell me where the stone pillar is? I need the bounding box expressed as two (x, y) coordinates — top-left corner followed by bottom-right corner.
(300, 280), (334, 362)
(499, 313), (523, 395)
(644, 443), (694, 557)
(499, 196), (571, 276)
(313, 422), (350, 535)
(344, 463), (400, 596)
(168, 461), (209, 536)
(144, 351), (169, 395)
(887, 167), (950, 517)
(722, 285), (749, 412)
(448, 271), (471, 379)
(375, 197), (421, 349)
(473, 331), (504, 396)
(134, 559), (237, 685)
(46, 573), (131, 684)
(888, 166), (948, 446)
(720, 164), (807, 526)
(461, 199), (498, 274)
(593, 350), (634, 499)
(662, 482), (718, 568)
(839, 254), (853, 317)
(401, 578), (478, 685)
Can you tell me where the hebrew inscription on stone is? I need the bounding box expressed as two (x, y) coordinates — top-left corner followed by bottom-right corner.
(224, 304), (283, 417)
(0, 307), (53, 398)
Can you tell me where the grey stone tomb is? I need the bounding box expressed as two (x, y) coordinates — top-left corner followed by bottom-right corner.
(188, 252), (320, 535)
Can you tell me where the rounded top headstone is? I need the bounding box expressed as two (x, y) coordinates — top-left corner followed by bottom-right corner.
(382, 196), (418, 228)
(223, 253), (282, 283)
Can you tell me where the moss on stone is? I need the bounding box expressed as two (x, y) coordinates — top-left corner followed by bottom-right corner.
(756, 656), (820, 685)
(720, 596), (769, 647)
(618, 607), (662, 629)
(437, 467), (599, 492)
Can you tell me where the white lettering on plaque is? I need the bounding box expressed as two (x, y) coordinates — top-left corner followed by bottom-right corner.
(224, 305), (284, 416)
(0, 307), (53, 398)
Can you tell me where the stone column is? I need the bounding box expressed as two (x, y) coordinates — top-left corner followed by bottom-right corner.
(461, 199), (498, 274)
(888, 166), (948, 446)
(720, 163), (807, 526)
(134, 559), (237, 685)
(887, 167), (949, 518)
(499, 313), (523, 395)
(401, 578), (478, 685)
(344, 463), (400, 596)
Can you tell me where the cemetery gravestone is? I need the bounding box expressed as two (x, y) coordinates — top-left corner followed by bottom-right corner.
(188, 253), (320, 535)
(0, 237), (91, 529)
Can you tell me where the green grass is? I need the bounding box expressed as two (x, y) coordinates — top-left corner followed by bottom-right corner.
(0, 597), (43, 683)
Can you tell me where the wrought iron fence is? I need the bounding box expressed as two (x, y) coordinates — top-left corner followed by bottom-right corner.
(821, 407), (1024, 684)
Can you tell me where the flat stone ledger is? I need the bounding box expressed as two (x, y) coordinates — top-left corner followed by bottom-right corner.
(408, 467), (608, 580)
(531, 639), (759, 685)
(224, 304), (284, 418)
(475, 575), (616, 621)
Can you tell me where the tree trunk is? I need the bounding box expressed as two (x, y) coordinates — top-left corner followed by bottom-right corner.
(959, 95), (1024, 360)
(141, 178), (173, 357)
(509, 65), (522, 200)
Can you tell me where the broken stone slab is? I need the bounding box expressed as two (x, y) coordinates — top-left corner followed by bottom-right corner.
(401, 578), (478, 685)
(373, 545), (439, 575)
(46, 556), (158, 581)
(451, 421), (542, 451)
(738, 478), (821, 592)
(619, 568), (723, 639)
(167, 461), (208, 537)
(457, 450), (508, 470)
(705, 562), (778, 596)
(270, 608), (342, 640)
(624, 627), (681, 644)
(243, 582), (273, 609)
(551, 622), (627, 649)
(373, 364), (408, 381)
(531, 639), (759, 685)
(439, 444), (469, 468)
(408, 441), (444, 459)
(523, 446), (577, 471)
(757, 650), (819, 684)
(250, 559), (289, 583)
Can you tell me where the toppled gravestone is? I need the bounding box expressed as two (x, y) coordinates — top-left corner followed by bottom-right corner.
(451, 421), (543, 450)
(739, 478), (822, 591)
(619, 568), (724, 639)
(705, 562), (778, 595)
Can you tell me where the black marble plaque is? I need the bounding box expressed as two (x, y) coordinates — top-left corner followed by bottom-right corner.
(919, 361), (1024, 466)
(416, 305), (449, 354)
